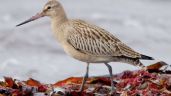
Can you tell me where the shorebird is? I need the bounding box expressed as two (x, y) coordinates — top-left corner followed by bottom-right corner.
(17, 0), (154, 93)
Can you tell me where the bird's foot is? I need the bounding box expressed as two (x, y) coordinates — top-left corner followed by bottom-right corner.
(142, 66), (148, 71)
(109, 89), (117, 96)
(163, 64), (171, 72)
(107, 85), (116, 95)
(78, 84), (85, 93)
(78, 88), (83, 93)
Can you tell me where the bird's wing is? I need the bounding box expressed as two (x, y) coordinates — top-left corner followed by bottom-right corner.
(67, 20), (141, 58)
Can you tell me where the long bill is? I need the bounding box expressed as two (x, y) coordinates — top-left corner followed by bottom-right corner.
(16, 13), (44, 27)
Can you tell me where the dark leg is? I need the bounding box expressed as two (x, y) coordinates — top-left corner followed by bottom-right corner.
(105, 63), (115, 93)
(80, 63), (89, 92)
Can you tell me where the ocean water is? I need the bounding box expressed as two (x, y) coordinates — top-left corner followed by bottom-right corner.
(0, 0), (170, 83)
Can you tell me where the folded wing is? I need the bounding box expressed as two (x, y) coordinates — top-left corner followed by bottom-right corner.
(67, 20), (141, 59)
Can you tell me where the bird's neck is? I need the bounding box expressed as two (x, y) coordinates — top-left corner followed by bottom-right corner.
(50, 11), (68, 43)
(51, 9), (68, 27)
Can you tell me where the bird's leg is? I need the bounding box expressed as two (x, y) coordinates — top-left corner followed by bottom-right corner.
(79, 63), (89, 92)
(105, 63), (115, 93)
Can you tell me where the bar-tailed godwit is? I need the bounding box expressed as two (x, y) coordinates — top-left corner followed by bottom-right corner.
(17, 0), (154, 93)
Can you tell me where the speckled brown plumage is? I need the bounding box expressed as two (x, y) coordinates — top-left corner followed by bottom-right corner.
(66, 20), (144, 66)
(17, 0), (154, 93)
(72, 20), (135, 56)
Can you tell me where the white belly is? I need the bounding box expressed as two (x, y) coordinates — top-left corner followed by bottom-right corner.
(62, 42), (115, 63)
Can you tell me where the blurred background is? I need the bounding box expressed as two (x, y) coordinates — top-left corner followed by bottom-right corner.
(0, 0), (171, 83)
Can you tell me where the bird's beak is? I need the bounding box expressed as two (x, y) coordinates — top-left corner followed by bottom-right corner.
(16, 12), (45, 27)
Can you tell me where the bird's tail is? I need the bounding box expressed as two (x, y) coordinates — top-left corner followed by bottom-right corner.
(119, 57), (145, 68)
(140, 54), (154, 60)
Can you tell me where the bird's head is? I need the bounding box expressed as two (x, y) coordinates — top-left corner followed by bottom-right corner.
(42, 0), (63, 17)
(16, 0), (63, 26)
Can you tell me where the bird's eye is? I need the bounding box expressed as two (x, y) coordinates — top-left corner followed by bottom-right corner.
(47, 6), (51, 10)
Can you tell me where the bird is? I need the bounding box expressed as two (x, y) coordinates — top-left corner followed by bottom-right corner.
(16, 0), (154, 93)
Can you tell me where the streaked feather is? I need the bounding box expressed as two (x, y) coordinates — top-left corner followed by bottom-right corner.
(67, 20), (141, 58)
